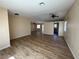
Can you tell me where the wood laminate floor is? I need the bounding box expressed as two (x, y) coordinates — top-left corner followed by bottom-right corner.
(0, 31), (74, 59)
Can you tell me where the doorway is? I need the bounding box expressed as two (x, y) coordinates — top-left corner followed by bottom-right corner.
(54, 23), (59, 36)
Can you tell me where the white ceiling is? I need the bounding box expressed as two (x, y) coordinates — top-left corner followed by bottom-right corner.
(0, 0), (75, 21)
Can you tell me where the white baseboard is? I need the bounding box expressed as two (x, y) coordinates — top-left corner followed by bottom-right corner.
(65, 40), (77, 59)
(0, 44), (10, 51)
(43, 33), (53, 35)
(11, 34), (31, 40)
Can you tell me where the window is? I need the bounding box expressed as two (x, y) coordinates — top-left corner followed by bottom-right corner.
(64, 21), (67, 32)
(54, 23), (57, 28)
(37, 24), (40, 29)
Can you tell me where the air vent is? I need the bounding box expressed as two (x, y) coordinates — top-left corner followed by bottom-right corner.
(14, 13), (19, 15)
(39, 2), (45, 6)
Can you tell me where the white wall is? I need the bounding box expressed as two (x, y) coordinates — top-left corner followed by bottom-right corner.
(9, 15), (31, 39)
(59, 21), (64, 36)
(0, 8), (10, 50)
(43, 22), (64, 36)
(64, 0), (79, 59)
(42, 24), (44, 33)
(44, 22), (54, 35)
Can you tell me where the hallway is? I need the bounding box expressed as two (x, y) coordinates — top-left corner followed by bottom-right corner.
(0, 31), (74, 59)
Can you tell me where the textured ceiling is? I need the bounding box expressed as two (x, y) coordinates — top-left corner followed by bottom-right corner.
(0, 0), (75, 21)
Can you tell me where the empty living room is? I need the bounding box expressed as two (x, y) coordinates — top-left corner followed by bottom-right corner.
(0, 0), (79, 59)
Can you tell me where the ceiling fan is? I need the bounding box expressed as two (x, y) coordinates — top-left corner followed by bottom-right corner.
(49, 13), (59, 18)
(51, 14), (59, 18)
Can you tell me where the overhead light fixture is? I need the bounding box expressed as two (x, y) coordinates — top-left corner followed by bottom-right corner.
(39, 2), (45, 6)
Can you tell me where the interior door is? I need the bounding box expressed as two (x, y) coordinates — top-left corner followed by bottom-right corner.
(54, 23), (59, 36)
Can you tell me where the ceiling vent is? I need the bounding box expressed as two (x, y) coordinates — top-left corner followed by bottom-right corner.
(39, 2), (45, 6)
(14, 13), (19, 15)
